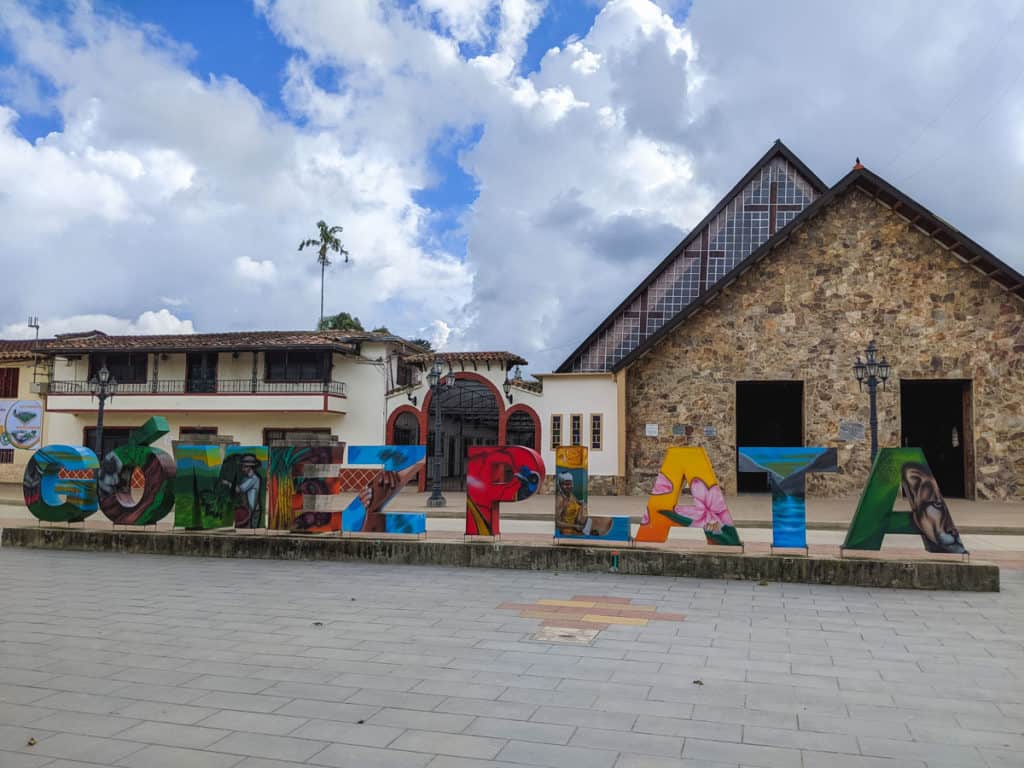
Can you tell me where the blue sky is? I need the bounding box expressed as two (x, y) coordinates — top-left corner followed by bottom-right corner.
(2, 0), (692, 260)
(1, 0), (1020, 368)
(2, 0), (620, 258)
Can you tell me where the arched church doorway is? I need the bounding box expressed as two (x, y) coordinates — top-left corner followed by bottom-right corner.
(427, 377), (500, 490)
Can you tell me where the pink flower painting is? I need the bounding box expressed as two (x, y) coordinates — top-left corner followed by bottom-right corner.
(674, 478), (734, 535)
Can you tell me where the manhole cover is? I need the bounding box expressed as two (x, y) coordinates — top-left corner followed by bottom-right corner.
(529, 626), (600, 645)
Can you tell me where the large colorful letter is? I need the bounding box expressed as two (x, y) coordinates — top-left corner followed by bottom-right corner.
(843, 448), (967, 554)
(554, 446), (630, 541)
(172, 445), (226, 529)
(341, 446), (427, 534)
(737, 447), (838, 548)
(98, 417), (177, 525)
(636, 447), (740, 545)
(172, 445), (267, 530)
(466, 445), (545, 536)
(268, 444), (347, 531)
(288, 445), (346, 533)
(23, 445), (99, 523)
(222, 446), (269, 528)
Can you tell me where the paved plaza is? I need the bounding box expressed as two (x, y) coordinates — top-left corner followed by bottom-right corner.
(0, 550), (1022, 768)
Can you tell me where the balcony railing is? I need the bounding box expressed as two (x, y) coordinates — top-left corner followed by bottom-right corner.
(48, 379), (348, 396)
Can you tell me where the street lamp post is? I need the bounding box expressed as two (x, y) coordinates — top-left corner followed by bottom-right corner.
(89, 365), (117, 459)
(853, 340), (890, 463)
(426, 360), (456, 508)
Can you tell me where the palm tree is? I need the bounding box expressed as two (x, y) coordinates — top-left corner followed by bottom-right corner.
(299, 220), (350, 326)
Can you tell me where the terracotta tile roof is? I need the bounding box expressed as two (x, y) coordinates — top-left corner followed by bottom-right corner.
(0, 339), (47, 362)
(38, 330), (404, 355)
(511, 378), (542, 393)
(403, 351), (528, 367)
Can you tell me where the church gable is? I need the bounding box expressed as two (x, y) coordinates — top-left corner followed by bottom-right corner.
(623, 185), (1024, 500)
(613, 164), (1024, 372)
(559, 141), (826, 373)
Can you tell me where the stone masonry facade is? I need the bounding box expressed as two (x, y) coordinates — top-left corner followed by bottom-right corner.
(626, 189), (1024, 500)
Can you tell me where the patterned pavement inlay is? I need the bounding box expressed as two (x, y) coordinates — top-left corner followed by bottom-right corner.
(498, 594), (686, 631)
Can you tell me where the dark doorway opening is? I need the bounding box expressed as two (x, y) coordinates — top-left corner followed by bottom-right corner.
(900, 380), (971, 498)
(735, 381), (804, 492)
(506, 410), (538, 449)
(84, 426), (135, 459)
(427, 379), (499, 491)
(392, 412), (420, 445)
(186, 352), (218, 393)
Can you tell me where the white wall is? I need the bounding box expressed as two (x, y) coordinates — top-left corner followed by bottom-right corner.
(536, 372), (621, 477)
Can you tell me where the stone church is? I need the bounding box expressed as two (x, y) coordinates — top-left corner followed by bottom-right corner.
(548, 141), (1023, 501)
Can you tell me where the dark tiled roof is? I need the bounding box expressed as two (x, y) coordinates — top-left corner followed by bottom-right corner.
(39, 330), (405, 355)
(403, 351), (528, 367)
(612, 165), (1024, 372)
(0, 339), (45, 361)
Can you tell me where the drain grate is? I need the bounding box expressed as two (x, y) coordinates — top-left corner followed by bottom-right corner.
(529, 625), (600, 645)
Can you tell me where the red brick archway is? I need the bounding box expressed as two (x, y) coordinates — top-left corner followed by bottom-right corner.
(503, 403), (541, 451)
(386, 404), (423, 446)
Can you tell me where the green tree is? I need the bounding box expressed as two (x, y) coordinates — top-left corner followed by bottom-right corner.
(408, 337), (433, 350)
(299, 220), (350, 326)
(318, 312), (363, 331)
(370, 326), (391, 334)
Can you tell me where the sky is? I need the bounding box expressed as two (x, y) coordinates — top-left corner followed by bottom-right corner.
(1, 0), (1022, 372)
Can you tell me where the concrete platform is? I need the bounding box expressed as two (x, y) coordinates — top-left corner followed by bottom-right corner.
(0, 526), (1000, 592)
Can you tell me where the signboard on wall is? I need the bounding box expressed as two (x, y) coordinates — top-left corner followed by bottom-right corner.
(0, 399), (43, 449)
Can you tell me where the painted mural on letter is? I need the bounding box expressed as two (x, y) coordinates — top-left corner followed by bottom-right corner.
(266, 445), (346, 532)
(342, 446), (427, 534)
(554, 446), (630, 541)
(173, 445), (230, 530)
(97, 418), (177, 526)
(466, 445), (545, 536)
(286, 445), (348, 533)
(736, 447), (838, 548)
(636, 447), (740, 545)
(843, 447), (967, 554)
(22, 445), (99, 523)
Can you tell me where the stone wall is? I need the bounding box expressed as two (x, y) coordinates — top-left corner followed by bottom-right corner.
(539, 474), (625, 495)
(626, 189), (1024, 500)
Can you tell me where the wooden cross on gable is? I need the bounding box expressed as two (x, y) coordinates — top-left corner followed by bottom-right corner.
(623, 292), (666, 342)
(742, 179), (803, 236)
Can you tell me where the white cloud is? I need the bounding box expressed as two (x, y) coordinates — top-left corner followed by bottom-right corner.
(234, 255), (278, 283)
(1, 310), (195, 339)
(1, 0), (1022, 376)
(423, 319), (452, 350)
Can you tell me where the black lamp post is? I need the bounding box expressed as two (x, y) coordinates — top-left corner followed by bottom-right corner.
(853, 340), (890, 462)
(502, 376), (513, 404)
(426, 360), (456, 508)
(89, 365), (117, 459)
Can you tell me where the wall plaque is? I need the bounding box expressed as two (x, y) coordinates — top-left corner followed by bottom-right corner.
(645, 423), (659, 437)
(838, 421), (866, 442)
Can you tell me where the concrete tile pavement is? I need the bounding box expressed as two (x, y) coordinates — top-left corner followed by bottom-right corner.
(0, 548), (1021, 768)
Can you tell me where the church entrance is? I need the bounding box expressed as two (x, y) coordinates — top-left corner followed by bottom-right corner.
(426, 378), (500, 491)
(735, 380), (804, 492)
(900, 380), (971, 498)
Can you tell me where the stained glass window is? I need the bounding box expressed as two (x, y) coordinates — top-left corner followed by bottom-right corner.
(567, 155), (820, 371)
